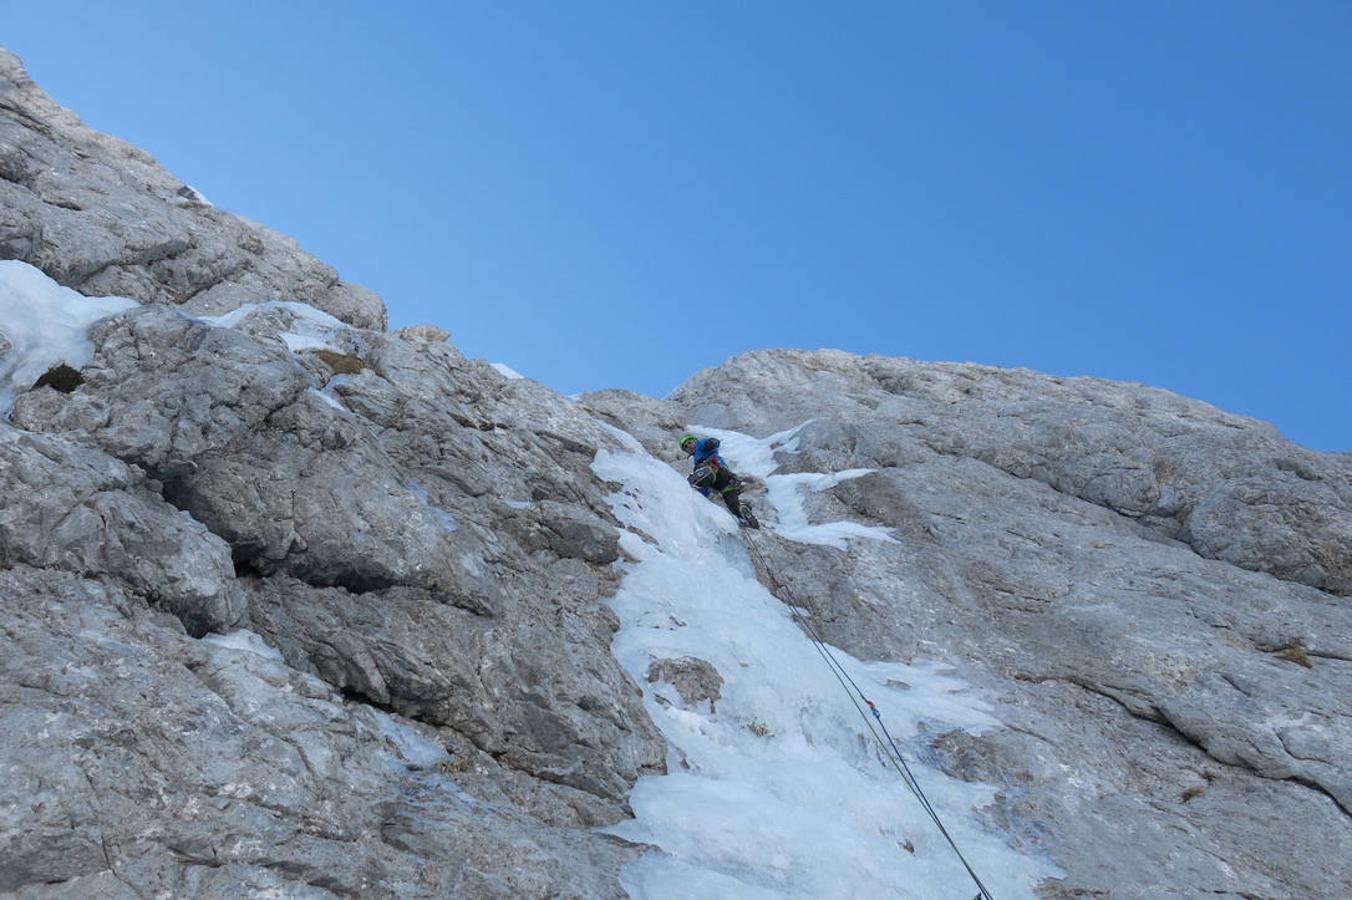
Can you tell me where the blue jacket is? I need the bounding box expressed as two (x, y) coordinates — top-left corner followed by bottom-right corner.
(691, 437), (725, 467)
(691, 437), (725, 496)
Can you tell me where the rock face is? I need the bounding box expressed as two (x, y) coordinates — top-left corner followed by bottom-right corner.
(674, 349), (1352, 596)
(1, 47), (663, 897)
(1, 284), (668, 893)
(634, 348), (1351, 897)
(3, 45), (1350, 899)
(0, 566), (639, 898)
(0, 425), (242, 636)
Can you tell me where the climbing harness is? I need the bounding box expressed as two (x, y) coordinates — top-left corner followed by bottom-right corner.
(743, 533), (997, 900)
(689, 465), (716, 491)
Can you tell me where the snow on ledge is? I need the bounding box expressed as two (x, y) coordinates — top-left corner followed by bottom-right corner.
(194, 299), (349, 331)
(194, 300), (353, 355)
(0, 260), (138, 415)
(200, 629), (284, 663)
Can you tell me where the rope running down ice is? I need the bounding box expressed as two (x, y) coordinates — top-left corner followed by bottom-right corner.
(743, 531), (996, 900)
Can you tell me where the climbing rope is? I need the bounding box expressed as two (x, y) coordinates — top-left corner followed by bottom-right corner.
(743, 532), (997, 900)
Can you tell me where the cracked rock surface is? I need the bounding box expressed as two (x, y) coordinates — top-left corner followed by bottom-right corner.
(0, 566), (638, 898)
(621, 348), (1352, 897)
(3, 288), (666, 896)
(2, 46), (661, 897)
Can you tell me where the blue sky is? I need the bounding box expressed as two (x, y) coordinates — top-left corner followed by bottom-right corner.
(4, 2), (1349, 450)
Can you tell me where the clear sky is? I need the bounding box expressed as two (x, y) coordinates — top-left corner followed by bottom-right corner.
(3, 2), (1349, 450)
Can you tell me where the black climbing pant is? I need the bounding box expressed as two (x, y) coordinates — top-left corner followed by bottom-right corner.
(709, 466), (744, 517)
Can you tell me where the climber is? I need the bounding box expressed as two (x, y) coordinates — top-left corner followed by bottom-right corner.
(679, 432), (759, 528)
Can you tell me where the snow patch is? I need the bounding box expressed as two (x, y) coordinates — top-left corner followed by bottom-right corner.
(767, 469), (898, 549)
(200, 629), (284, 663)
(692, 423), (808, 480)
(490, 362), (525, 380)
(281, 332), (332, 353)
(316, 373), (356, 412)
(367, 710), (485, 805)
(195, 300), (348, 331)
(0, 261), (138, 415)
(306, 386), (347, 413)
(176, 184), (213, 205)
(196, 300), (351, 355)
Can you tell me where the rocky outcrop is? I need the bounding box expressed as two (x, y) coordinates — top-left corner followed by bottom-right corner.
(672, 349), (1352, 595)
(12, 304), (309, 475)
(1, 46), (661, 897)
(646, 656), (724, 711)
(640, 348), (1352, 897)
(0, 565), (638, 898)
(0, 48), (384, 329)
(0, 424), (242, 635)
(7, 282), (666, 810)
(249, 576), (659, 807)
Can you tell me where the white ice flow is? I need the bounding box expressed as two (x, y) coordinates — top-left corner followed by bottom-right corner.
(0, 260), (138, 415)
(694, 423), (897, 549)
(593, 428), (1053, 899)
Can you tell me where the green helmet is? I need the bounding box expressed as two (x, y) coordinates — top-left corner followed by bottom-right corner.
(678, 432), (697, 451)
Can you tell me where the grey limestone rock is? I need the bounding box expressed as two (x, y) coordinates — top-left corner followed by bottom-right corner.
(660, 348), (1352, 897)
(504, 499), (622, 564)
(246, 575), (661, 807)
(12, 304), (310, 475)
(0, 423), (242, 635)
(578, 388), (689, 464)
(393, 323), (451, 342)
(673, 349), (1352, 595)
(0, 565), (640, 898)
(646, 656), (724, 711)
(172, 390), (475, 595)
(5, 251), (665, 827)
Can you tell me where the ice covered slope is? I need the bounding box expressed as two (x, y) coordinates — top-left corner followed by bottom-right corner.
(594, 428), (1055, 898)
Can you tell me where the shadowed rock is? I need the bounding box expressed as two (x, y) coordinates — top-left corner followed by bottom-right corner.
(0, 424), (242, 635)
(31, 362), (82, 392)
